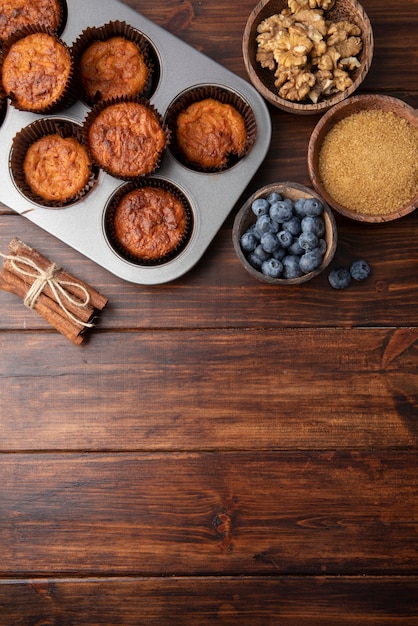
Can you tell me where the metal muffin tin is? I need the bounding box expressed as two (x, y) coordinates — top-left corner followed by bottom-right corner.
(0, 0), (271, 284)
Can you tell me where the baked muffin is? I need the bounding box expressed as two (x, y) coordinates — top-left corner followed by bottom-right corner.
(86, 100), (166, 178)
(1, 31), (72, 112)
(0, 0), (62, 42)
(80, 36), (149, 102)
(175, 98), (247, 169)
(112, 186), (188, 261)
(23, 133), (92, 202)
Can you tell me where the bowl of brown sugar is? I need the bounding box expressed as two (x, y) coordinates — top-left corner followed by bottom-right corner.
(307, 94), (418, 222)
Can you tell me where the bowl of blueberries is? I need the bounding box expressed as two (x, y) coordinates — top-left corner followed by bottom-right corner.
(233, 182), (337, 284)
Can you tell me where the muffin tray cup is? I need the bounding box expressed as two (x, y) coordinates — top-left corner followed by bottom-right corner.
(0, 0), (272, 284)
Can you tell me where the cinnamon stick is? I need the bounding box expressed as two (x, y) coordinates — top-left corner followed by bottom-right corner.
(0, 238), (108, 345)
(0, 267), (84, 345)
(9, 238), (108, 311)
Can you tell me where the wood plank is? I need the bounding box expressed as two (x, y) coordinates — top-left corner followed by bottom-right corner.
(1, 210), (418, 330)
(0, 576), (417, 625)
(0, 329), (417, 451)
(1, 451), (417, 576)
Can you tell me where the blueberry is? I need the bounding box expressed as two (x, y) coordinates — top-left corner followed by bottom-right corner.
(282, 255), (303, 279)
(270, 200), (293, 223)
(261, 258), (283, 278)
(252, 244), (270, 262)
(317, 238), (327, 255)
(302, 216), (325, 237)
(303, 197), (324, 216)
(293, 197), (308, 217)
(272, 246), (286, 261)
(299, 249), (323, 274)
(288, 240), (305, 256)
(328, 268), (352, 289)
(350, 259), (371, 281)
(255, 214), (276, 236)
(298, 231), (318, 251)
(260, 231), (279, 253)
(247, 252), (263, 270)
(277, 229), (293, 248)
(267, 191), (282, 204)
(240, 231), (258, 252)
(282, 215), (301, 236)
(251, 197), (270, 217)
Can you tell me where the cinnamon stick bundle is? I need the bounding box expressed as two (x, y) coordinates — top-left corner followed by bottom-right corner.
(0, 238), (108, 345)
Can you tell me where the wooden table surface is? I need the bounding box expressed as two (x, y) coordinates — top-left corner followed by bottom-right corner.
(1, 0), (417, 623)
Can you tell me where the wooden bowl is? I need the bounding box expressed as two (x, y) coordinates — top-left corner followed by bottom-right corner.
(232, 182), (337, 285)
(242, 0), (373, 115)
(307, 94), (418, 222)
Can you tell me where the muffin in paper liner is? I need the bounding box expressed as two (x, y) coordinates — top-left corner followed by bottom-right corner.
(0, 26), (77, 113)
(10, 117), (99, 208)
(72, 20), (158, 106)
(82, 95), (170, 181)
(104, 177), (193, 266)
(0, 0), (67, 43)
(165, 84), (257, 173)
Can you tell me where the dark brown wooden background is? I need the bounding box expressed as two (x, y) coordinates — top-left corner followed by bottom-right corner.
(1, 0), (417, 623)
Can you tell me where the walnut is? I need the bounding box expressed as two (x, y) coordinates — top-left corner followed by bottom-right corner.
(311, 39), (328, 64)
(334, 36), (362, 58)
(288, 0), (335, 11)
(327, 21), (362, 46)
(333, 68), (353, 91)
(257, 12), (294, 37)
(317, 46), (341, 71)
(338, 55), (361, 71)
(276, 67), (316, 101)
(293, 8), (328, 40)
(308, 69), (334, 103)
(272, 25), (313, 68)
(255, 48), (276, 71)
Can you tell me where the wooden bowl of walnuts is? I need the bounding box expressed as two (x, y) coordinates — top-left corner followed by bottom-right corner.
(232, 182), (337, 284)
(242, 0), (374, 114)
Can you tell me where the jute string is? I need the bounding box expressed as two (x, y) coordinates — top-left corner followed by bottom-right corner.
(0, 251), (94, 328)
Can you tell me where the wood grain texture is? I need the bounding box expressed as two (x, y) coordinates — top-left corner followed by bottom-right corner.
(0, 0), (417, 623)
(0, 330), (417, 451)
(1, 452), (417, 575)
(0, 577), (417, 625)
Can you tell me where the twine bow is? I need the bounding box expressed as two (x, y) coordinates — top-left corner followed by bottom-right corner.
(0, 252), (94, 328)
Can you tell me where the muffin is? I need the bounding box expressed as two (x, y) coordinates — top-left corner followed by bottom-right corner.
(79, 35), (149, 102)
(85, 99), (167, 179)
(23, 133), (92, 202)
(0, 0), (62, 42)
(112, 185), (189, 262)
(1, 30), (73, 112)
(175, 97), (247, 170)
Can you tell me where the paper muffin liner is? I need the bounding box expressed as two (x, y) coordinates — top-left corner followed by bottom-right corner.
(0, 26), (77, 113)
(104, 177), (193, 266)
(165, 84), (257, 172)
(0, 0), (67, 42)
(82, 95), (170, 181)
(10, 117), (99, 209)
(72, 20), (157, 106)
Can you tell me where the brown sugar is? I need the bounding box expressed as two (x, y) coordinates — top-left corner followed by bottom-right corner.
(318, 110), (418, 215)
